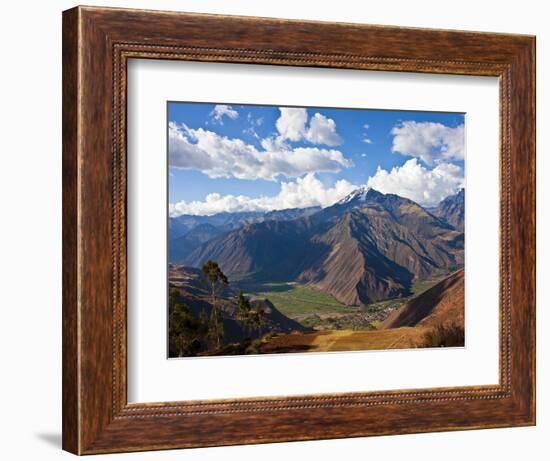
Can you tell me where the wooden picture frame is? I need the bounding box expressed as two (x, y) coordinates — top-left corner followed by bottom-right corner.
(62, 5), (536, 455)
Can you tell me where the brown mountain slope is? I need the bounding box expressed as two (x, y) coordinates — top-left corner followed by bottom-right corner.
(431, 189), (465, 232)
(350, 202), (462, 279)
(186, 188), (464, 306)
(298, 212), (414, 305)
(381, 269), (464, 329)
(297, 199), (462, 305)
(362, 194), (464, 275)
(185, 219), (312, 278)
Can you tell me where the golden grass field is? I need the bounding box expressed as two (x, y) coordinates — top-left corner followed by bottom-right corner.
(260, 327), (428, 354)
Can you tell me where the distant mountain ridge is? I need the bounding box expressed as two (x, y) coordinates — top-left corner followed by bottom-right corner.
(169, 207), (321, 242)
(169, 223), (223, 262)
(168, 211), (265, 241)
(431, 188), (464, 231)
(182, 188), (464, 306)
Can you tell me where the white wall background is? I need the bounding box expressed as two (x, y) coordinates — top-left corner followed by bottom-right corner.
(0, 1), (546, 459)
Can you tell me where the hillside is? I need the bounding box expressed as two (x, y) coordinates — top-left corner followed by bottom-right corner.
(431, 188), (465, 231)
(168, 207), (321, 241)
(185, 188), (464, 306)
(184, 219), (312, 278)
(169, 223), (223, 262)
(380, 269), (464, 329)
(297, 211), (414, 305)
(260, 327), (427, 353)
(169, 264), (309, 344)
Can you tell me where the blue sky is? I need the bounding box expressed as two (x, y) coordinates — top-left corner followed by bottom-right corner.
(168, 102), (465, 216)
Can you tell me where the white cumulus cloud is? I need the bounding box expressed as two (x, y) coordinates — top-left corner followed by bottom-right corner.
(306, 113), (343, 146)
(260, 135), (290, 151)
(366, 158), (464, 207)
(169, 122), (353, 181)
(210, 104), (239, 123)
(276, 108), (308, 141)
(169, 173), (357, 216)
(275, 108), (342, 146)
(391, 121), (464, 165)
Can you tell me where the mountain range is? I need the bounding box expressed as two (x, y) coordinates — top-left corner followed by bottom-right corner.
(431, 188), (464, 232)
(169, 207), (321, 241)
(169, 188), (465, 306)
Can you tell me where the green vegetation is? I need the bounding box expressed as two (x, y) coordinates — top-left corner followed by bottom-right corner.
(236, 290), (266, 337)
(363, 278), (442, 313)
(168, 288), (209, 357)
(201, 260), (228, 348)
(207, 307), (224, 350)
(246, 282), (352, 317)
(246, 278), (442, 319)
(244, 278), (443, 332)
(369, 320), (382, 329)
(168, 261), (456, 357)
(168, 261), (231, 357)
(411, 278), (442, 296)
(170, 261), (272, 357)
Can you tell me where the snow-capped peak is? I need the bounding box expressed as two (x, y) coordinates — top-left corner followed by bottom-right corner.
(337, 186), (372, 205)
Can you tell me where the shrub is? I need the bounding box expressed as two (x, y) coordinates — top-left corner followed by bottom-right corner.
(422, 323), (464, 348)
(262, 331), (277, 341)
(245, 338), (264, 355)
(369, 320), (381, 330)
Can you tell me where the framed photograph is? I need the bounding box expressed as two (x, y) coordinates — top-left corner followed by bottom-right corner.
(62, 6), (535, 455)
(166, 101), (466, 359)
